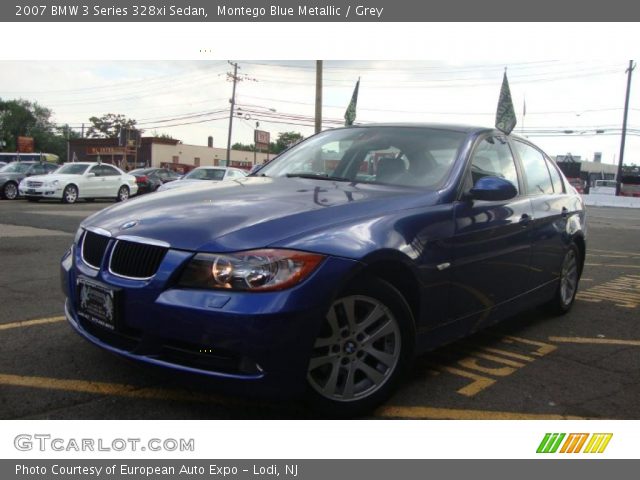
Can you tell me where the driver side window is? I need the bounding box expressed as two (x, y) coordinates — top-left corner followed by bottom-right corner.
(469, 136), (519, 193)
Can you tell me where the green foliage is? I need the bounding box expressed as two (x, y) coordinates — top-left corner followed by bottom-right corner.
(232, 142), (255, 152)
(87, 113), (137, 139)
(272, 131), (304, 154)
(150, 131), (176, 140)
(0, 98), (77, 159)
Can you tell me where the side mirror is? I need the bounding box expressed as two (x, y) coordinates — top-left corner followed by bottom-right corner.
(87, 172), (96, 178)
(469, 176), (518, 201)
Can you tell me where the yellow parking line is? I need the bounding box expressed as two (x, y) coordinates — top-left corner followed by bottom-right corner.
(590, 248), (640, 256)
(376, 405), (585, 420)
(548, 337), (640, 347)
(0, 316), (65, 331)
(584, 263), (640, 269)
(0, 373), (228, 404)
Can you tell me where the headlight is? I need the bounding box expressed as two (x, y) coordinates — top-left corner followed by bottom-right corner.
(177, 249), (325, 291)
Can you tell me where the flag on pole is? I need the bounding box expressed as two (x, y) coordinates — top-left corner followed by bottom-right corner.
(495, 70), (517, 135)
(344, 78), (360, 126)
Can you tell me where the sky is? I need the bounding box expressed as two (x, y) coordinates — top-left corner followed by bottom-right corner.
(1, 60), (638, 166)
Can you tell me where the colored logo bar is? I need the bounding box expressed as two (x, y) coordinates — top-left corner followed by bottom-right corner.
(537, 433), (612, 453)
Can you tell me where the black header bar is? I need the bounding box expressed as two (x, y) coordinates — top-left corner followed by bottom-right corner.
(4, 0), (640, 22)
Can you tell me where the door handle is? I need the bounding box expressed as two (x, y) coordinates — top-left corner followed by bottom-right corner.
(519, 213), (533, 226)
(561, 207), (569, 218)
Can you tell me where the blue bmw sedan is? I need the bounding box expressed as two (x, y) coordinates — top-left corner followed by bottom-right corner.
(61, 124), (586, 415)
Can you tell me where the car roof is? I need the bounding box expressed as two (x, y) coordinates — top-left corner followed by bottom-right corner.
(341, 123), (490, 134)
(335, 123), (541, 145)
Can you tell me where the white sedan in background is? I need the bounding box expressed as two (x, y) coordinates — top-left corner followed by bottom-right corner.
(157, 166), (247, 192)
(19, 162), (138, 204)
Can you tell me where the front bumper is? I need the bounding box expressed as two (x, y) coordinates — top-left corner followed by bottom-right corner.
(61, 245), (359, 397)
(20, 184), (62, 199)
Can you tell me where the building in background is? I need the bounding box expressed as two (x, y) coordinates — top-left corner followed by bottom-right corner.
(555, 153), (619, 193)
(68, 137), (270, 173)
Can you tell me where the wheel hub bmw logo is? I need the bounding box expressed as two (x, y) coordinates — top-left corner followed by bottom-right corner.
(120, 220), (138, 230)
(344, 341), (357, 354)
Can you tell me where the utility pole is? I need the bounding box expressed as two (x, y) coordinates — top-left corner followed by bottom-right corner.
(315, 60), (323, 134)
(81, 123), (85, 138)
(254, 121), (259, 166)
(616, 60), (635, 196)
(226, 61), (240, 166)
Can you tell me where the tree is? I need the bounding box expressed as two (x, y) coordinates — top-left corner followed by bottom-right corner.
(0, 98), (50, 150)
(0, 98), (76, 159)
(87, 113), (137, 138)
(150, 131), (176, 140)
(272, 131), (304, 154)
(232, 142), (254, 152)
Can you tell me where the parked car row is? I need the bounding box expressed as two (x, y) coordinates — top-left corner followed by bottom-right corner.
(0, 162), (247, 203)
(0, 161), (59, 200)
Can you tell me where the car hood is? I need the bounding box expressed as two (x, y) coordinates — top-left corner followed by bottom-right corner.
(158, 179), (219, 191)
(28, 173), (83, 183)
(82, 177), (441, 252)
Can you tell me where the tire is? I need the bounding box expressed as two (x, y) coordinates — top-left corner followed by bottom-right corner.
(116, 185), (130, 202)
(62, 185), (78, 204)
(547, 243), (581, 315)
(2, 182), (18, 200)
(305, 277), (415, 417)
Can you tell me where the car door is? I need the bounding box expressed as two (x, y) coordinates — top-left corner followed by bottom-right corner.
(27, 163), (47, 177)
(83, 165), (103, 197)
(512, 140), (569, 291)
(99, 164), (122, 197)
(449, 135), (533, 324)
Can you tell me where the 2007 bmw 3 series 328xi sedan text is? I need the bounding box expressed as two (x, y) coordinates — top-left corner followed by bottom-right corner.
(61, 124), (586, 416)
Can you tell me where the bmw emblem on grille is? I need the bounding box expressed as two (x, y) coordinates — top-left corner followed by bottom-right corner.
(120, 220), (138, 230)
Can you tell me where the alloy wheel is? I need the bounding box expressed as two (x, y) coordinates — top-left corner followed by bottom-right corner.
(118, 186), (129, 201)
(3, 183), (18, 200)
(63, 185), (77, 204)
(560, 248), (578, 306)
(307, 295), (401, 402)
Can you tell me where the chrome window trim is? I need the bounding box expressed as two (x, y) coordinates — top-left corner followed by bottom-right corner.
(115, 235), (170, 248)
(85, 226), (112, 237)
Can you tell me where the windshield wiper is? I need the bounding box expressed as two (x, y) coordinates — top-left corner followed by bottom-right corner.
(286, 172), (351, 182)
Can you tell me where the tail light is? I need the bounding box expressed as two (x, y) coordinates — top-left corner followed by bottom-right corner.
(136, 175), (148, 184)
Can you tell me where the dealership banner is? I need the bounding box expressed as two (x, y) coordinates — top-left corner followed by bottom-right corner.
(3, 0), (638, 22)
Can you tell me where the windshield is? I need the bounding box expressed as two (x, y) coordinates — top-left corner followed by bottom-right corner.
(0, 162), (33, 174)
(258, 126), (466, 188)
(56, 164), (89, 175)
(184, 168), (226, 181)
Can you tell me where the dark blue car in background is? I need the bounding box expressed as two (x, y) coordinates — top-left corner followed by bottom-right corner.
(61, 124), (586, 416)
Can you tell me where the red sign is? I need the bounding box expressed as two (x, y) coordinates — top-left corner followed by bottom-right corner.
(254, 130), (270, 151)
(230, 160), (252, 170)
(17, 136), (34, 153)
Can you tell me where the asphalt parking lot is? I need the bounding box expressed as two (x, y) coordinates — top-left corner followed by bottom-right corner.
(1, 199), (639, 419)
